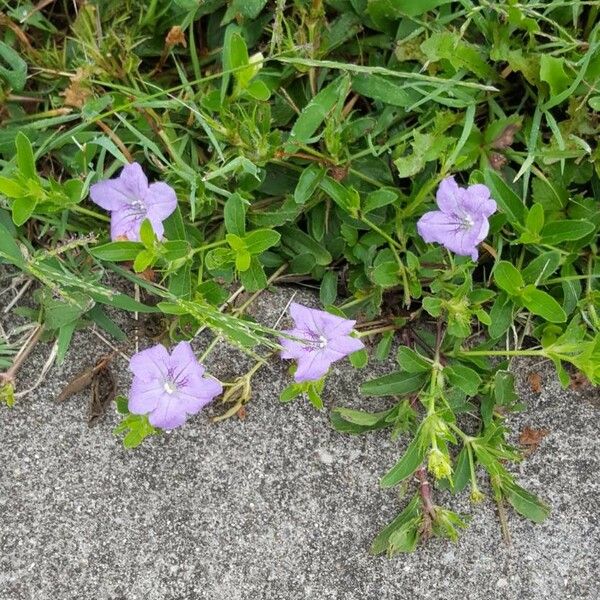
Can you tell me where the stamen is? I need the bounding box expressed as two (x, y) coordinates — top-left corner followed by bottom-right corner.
(163, 380), (177, 394)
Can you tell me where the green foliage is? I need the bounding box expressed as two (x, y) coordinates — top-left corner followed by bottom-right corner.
(0, 0), (598, 555)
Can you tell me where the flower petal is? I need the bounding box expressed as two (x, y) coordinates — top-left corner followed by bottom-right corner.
(129, 344), (170, 380)
(326, 335), (365, 358)
(146, 181), (178, 221)
(462, 184), (497, 218)
(294, 350), (332, 382)
(128, 377), (162, 415)
(148, 399), (188, 430)
(417, 210), (459, 244)
(314, 311), (356, 339)
(435, 176), (462, 214)
(441, 222), (481, 259)
(279, 330), (306, 360)
(89, 179), (132, 212)
(289, 302), (319, 332)
(169, 341), (204, 379)
(119, 162), (148, 199)
(111, 210), (144, 241)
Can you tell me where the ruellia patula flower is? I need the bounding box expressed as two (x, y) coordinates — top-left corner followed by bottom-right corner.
(417, 176), (497, 261)
(89, 162), (177, 242)
(279, 302), (364, 383)
(128, 342), (222, 430)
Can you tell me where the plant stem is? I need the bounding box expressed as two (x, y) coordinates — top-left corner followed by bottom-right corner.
(0, 324), (44, 385)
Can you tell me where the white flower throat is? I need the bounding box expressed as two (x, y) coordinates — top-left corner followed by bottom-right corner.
(163, 380), (177, 394)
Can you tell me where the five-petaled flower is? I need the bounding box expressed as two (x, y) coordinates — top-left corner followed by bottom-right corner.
(90, 162), (177, 242)
(417, 176), (497, 261)
(128, 342), (222, 430)
(279, 302), (364, 383)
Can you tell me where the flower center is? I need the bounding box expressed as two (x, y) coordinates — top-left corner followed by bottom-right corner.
(163, 380), (177, 394)
(458, 213), (474, 230)
(302, 331), (328, 351)
(129, 198), (147, 217)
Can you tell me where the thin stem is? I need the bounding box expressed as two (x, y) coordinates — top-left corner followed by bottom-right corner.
(0, 323), (44, 385)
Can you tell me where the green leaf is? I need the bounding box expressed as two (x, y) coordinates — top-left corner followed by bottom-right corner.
(540, 55), (571, 96)
(370, 495), (421, 556)
(381, 435), (427, 487)
(361, 371), (428, 397)
(279, 225), (332, 266)
(452, 447), (470, 493)
(224, 0), (268, 20)
(445, 363), (482, 396)
(349, 348), (368, 368)
(319, 177), (360, 217)
(504, 480), (550, 523)
(294, 164), (325, 205)
(91, 241), (144, 262)
(522, 251), (561, 284)
(0, 176), (26, 198)
(307, 383), (324, 410)
(370, 261), (401, 287)
(484, 171), (526, 226)
(244, 229), (281, 254)
(114, 413), (158, 449)
(421, 31), (492, 79)
(319, 270), (338, 305)
(494, 370), (518, 406)
(280, 382), (303, 403)
(368, 0), (452, 20)
(224, 193), (247, 236)
(489, 292), (514, 339)
(493, 261), (524, 296)
(331, 406), (395, 434)
(525, 203), (544, 235)
(351, 74), (415, 107)
(396, 346), (431, 373)
(0, 41), (28, 91)
(235, 248), (252, 272)
(139, 219), (156, 248)
(15, 132), (36, 180)
(0, 219), (24, 266)
(43, 292), (93, 329)
(11, 196), (37, 226)
(521, 286), (566, 323)
(239, 257), (267, 291)
(363, 188), (399, 213)
(133, 249), (154, 273)
(287, 76), (350, 146)
(539, 221), (595, 245)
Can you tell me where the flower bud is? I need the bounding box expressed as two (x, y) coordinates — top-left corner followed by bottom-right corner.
(427, 448), (453, 480)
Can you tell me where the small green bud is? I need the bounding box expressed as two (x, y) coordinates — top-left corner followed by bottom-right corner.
(0, 382), (15, 407)
(470, 488), (485, 503)
(428, 448), (453, 480)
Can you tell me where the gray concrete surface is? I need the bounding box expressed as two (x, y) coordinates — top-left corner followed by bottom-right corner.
(1, 287), (599, 600)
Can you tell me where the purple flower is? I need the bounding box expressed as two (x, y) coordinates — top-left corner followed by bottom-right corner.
(280, 302), (365, 383)
(128, 342), (222, 430)
(417, 176), (497, 261)
(90, 162), (177, 242)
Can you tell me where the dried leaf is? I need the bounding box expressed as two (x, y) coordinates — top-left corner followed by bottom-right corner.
(489, 152), (507, 170)
(519, 426), (549, 452)
(569, 372), (591, 391)
(166, 26), (187, 48)
(491, 123), (521, 149)
(56, 352), (115, 402)
(527, 371), (542, 393)
(87, 365), (116, 427)
(236, 406), (247, 420)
